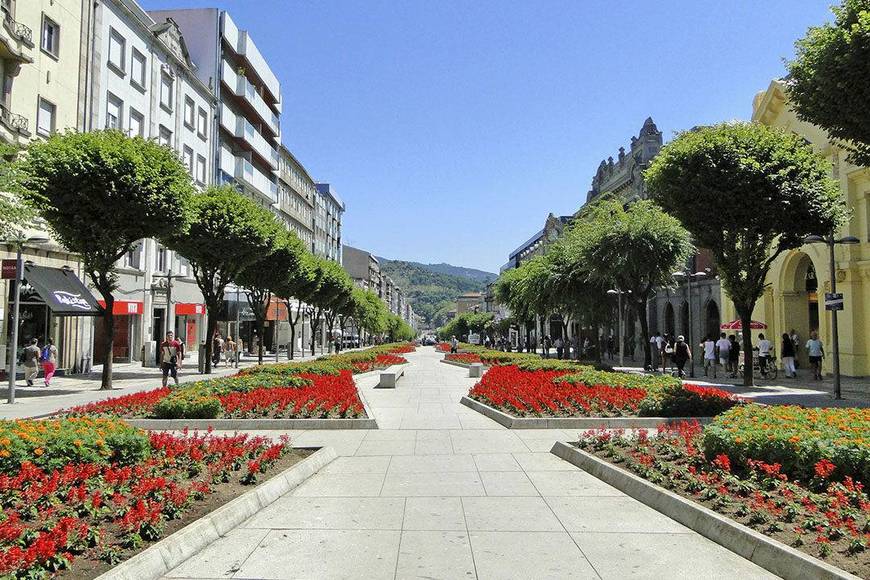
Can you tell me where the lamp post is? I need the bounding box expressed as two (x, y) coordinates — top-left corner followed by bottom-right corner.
(672, 269), (707, 378)
(5, 234), (50, 404)
(803, 234), (860, 400)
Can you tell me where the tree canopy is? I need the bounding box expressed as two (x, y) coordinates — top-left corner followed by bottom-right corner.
(787, 0), (870, 165)
(21, 130), (194, 388)
(645, 121), (846, 385)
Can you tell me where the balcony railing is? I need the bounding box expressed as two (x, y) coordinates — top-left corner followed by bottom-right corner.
(0, 102), (28, 135)
(4, 16), (32, 45)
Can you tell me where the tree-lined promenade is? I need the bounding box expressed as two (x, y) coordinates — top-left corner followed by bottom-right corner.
(5, 130), (414, 390)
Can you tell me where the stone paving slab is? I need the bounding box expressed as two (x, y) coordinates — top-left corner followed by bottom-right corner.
(165, 347), (778, 580)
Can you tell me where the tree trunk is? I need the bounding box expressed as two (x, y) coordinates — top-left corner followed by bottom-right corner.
(289, 301), (301, 361)
(637, 299), (652, 370)
(736, 303), (755, 387)
(204, 305), (217, 374)
(256, 316), (265, 365)
(98, 292), (115, 390)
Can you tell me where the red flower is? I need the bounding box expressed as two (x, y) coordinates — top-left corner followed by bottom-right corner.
(815, 459), (836, 479)
(713, 454), (731, 472)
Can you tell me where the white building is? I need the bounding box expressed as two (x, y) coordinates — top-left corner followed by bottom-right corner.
(314, 183), (344, 263)
(85, 0), (217, 363)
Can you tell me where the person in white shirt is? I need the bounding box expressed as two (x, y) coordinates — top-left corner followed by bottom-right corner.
(700, 335), (717, 378)
(757, 333), (772, 376)
(715, 332), (731, 375)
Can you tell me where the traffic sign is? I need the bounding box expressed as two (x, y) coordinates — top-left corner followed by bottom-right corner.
(824, 292), (844, 311)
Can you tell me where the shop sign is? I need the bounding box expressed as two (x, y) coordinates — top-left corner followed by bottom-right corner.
(53, 291), (94, 311)
(1, 260), (17, 280)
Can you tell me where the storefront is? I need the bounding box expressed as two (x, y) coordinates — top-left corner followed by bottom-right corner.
(94, 300), (144, 363)
(175, 302), (205, 349)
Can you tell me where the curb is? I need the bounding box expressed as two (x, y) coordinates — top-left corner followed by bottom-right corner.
(460, 396), (712, 429)
(549, 442), (859, 580)
(439, 359), (475, 369)
(97, 446), (339, 580)
(126, 417), (377, 430)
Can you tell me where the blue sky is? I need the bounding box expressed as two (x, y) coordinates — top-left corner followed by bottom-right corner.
(141, 1), (833, 273)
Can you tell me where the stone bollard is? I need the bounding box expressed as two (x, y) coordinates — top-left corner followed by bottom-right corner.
(469, 363), (484, 378)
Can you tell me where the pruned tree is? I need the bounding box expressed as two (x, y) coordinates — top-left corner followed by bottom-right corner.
(165, 185), (279, 373)
(787, 0), (870, 165)
(645, 122), (846, 385)
(22, 130), (194, 389)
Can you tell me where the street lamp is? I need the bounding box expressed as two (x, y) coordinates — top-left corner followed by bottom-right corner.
(672, 269), (707, 378)
(803, 234), (860, 400)
(4, 234), (50, 404)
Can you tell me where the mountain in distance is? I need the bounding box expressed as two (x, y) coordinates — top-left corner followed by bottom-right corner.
(376, 258), (497, 328)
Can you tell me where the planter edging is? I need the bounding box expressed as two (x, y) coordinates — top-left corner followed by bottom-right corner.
(460, 395), (713, 429)
(550, 442), (860, 580)
(126, 417), (377, 430)
(96, 446), (338, 580)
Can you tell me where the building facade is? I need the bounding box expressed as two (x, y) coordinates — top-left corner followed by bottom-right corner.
(585, 117), (662, 204)
(720, 80), (870, 377)
(313, 183), (344, 263)
(85, 0), (217, 364)
(277, 145), (315, 251)
(0, 0), (94, 376)
(342, 245), (380, 291)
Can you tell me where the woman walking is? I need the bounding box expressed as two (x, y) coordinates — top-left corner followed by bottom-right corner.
(781, 333), (796, 378)
(41, 338), (58, 387)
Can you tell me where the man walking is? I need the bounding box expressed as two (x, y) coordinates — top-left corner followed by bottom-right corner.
(673, 335), (691, 379)
(806, 331), (825, 380)
(701, 335), (717, 378)
(159, 330), (184, 387)
(649, 332), (661, 371)
(715, 332), (730, 377)
(22, 338), (41, 387)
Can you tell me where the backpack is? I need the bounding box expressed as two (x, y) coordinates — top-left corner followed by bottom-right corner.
(40, 346), (50, 362)
(675, 342), (689, 359)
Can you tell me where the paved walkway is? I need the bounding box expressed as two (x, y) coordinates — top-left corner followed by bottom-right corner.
(164, 348), (776, 580)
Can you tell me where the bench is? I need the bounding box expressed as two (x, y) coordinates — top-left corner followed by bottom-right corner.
(378, 366), (405, 388)
(469, 363), (484, 378)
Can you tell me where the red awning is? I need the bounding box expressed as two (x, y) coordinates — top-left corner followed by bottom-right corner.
(97, 300), (143, 315)
(720, 319), (767, 330)
(176, 303), (205, 316)
(266, 299), (289, 322)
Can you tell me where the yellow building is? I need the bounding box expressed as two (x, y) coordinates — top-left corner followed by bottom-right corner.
(721, 80), (870, 377)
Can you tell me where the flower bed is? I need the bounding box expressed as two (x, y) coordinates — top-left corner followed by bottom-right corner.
(445, 353), (482, 364)
(0, 418), (298, 579)
(436, 342), (451, 353)
(469, 365), (740, 418)
(576, 420), (869, 577)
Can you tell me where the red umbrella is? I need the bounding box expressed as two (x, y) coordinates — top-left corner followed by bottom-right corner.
(720, 319), (767, 330)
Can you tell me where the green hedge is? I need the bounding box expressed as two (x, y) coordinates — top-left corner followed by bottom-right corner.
(154, 388), (222, 419)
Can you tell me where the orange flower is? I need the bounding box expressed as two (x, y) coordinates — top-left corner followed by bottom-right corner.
(34, 448), (44, 456)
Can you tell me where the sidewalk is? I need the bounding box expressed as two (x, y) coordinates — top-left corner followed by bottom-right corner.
(0, 349), (329, 420)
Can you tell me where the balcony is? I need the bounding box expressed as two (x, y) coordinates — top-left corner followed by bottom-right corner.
(220, 144), (277, 203)
(0, 102), (29, 143)
(0, 15), (33, 66)
(221, 13), (280, 107)
(221, 60), (280, 137)
(220, 104), (279, 169)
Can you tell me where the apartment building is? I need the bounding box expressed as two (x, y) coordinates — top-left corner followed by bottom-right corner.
(314, 183), (344, 263)
(277, 145), (315, 251)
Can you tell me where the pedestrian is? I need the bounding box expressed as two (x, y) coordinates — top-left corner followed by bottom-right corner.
(554, 336), (564, 360)
(757, 333), (772, 376)
(159, 330), (183, 387)
(22, 338), (40, 387)
(662, 334), (674, 374)
(790, 329), (800, 369)
(582, 337), (590, 358)
(673, 335), (691, 378)
(649, 332), (661, 370)
(212, 332), (224, 367)
(225, 336), (237, 369)
(40, 338), (58, 388)
(805, 331), (825, 380)
(450, 335), (459, 354)
(728, 335), (740, 378)
(781, 333), (796, 378)
(542, 335), (551, 359)
(715, 332), (730, 376)
(701, 335), (716, 378)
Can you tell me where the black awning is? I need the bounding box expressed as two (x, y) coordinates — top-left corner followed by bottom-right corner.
(22, 264), (101, 316)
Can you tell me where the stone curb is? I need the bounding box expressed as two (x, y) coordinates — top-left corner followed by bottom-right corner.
(439, 359), (475, 369)
(97, 446), (339, 580)
(125, 417), (377, 430)
(549, 442), (859, 580)
(460, 395), (712, 429)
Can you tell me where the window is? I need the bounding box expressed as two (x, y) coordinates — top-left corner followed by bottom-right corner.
(131, 48), (146, 90)
(41, 15), (60, 58)
(178, 256), (190, 277)
(128, 108), (144, 137)
(106, 93), (122, 130)
(125, 242), (142, 270)
(183, 96), (195, 129)
(195, 154), (207, 185)
(159, 72), (173, 111)
(197, 107), (208, 139)
(36, 98), (55, 136)
(182, 145), (193, 175)
(155, 245), (167, 272)
(158, 125), (172, 147)
(108, 28), (125, 75)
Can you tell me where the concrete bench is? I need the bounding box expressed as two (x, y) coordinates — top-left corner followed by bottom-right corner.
(378, 366), (405, 388)
(469, 363), (484, 378)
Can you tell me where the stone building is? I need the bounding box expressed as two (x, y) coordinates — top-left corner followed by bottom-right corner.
(585, 117), (662, 204)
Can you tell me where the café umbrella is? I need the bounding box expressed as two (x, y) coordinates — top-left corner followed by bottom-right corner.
(720, 319), (767, 330)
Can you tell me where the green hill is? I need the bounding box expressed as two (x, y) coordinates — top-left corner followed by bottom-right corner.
(376, 258), (496, 327)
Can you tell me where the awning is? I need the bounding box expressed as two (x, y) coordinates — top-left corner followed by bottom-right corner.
(97, 300), (143, 315)
(218, 293), (255, 322)
(720, 319), (767, 330)
(176, 303), (205, 316)
(22, 264), (101, 316)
